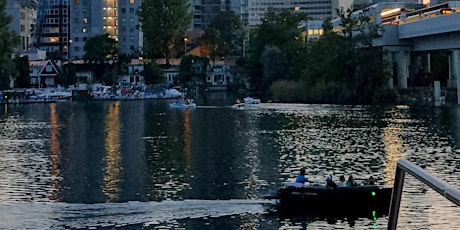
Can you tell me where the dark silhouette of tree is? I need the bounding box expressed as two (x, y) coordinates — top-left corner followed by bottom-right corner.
(13, 56), (30, 88)
(0, 0), (20, 89)
(207, 11), (246, 57)
(83, 33), (118, 64)
(139, 0), (191, 65)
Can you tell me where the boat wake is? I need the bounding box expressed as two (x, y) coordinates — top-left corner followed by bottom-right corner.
(0, 199), (275, 229)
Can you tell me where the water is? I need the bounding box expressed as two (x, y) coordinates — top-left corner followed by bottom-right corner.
(0, 100), (459, 229)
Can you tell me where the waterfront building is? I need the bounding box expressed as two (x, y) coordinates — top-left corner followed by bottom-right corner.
(33, 0), (141, 61)
(5, 0), (38, 52)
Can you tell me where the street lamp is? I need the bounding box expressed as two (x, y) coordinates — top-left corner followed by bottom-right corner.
(184, 37), (188, 54)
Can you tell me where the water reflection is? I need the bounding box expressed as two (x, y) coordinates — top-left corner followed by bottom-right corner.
(183, 108), (192, 173)
(49, 103), (62, 201)
(103, 102), (121, 202)
(0, 102), (459, 229)
(382, 105), (408, 186)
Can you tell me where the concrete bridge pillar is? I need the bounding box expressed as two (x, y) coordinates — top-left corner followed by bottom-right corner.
(383, 51), (394, 89)
(452, 49), (460, 104)
(396, 51), (410, 89)
(422, 53), (431, 73)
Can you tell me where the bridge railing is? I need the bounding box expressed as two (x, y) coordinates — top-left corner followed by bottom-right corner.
(388, 158), (460, 229)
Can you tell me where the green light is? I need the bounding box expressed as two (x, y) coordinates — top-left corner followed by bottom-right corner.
(371, 191), (376, 196)
(372, 210), (377, 229)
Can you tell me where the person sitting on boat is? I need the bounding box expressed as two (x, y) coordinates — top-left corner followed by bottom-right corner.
(337, 175), (346, 187)
(326, 175), (337, 189)
(295, 168), (312, 184)
(367, 176), (375, 185)
(346, 175), (358, 187)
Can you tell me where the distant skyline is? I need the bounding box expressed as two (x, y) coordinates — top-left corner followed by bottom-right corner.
(7, 0), (373, 60)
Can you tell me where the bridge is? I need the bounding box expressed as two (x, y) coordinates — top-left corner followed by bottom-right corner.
(335, 1), (460, 103)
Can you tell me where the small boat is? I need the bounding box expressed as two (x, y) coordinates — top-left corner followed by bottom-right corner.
(266, 183), (393, 218)
(243, 96), (261, 104)
(169, 98), (197, 108)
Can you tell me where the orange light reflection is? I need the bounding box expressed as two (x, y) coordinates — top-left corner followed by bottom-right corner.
(103, 101), (121, 202)
(49, 103), (61, 201)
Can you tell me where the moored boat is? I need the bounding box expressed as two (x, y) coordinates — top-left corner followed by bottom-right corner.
(243, 96), (261, 104)
(267, 183), (393, 218)
(169, 98), (197, 109)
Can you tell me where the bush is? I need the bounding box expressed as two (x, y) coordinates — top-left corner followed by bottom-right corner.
(270, 80), (305, 102)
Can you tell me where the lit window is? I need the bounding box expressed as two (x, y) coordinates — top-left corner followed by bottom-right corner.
(294, 6), (300, 11)
(130, 0), (134, 4)
(308, 29), (313, 35)
(82, 28), (87, 33)
(83, 18), (88, 23)
(74, 0), (79, 4)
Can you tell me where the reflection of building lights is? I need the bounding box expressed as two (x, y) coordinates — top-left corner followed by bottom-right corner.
(49, 103), (61, 201)
(382, 106), (407, 186)
(103, 101), (121, 202)
(183, 109), (192, 171)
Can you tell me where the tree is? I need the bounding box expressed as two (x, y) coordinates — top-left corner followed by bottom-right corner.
(83, 33), (118, 64)
(13, 55), (30, 88)
(246, 8), (308, 91)
(179, 55), (209, 83)
(199, 27), (225, 63)
(259, 46), (288, 90)
(139, 0), (191, 65)
(299, 7), (390, 104)
(142, 61), (161, 85)
(207, 11), (246, 57)
(0, 0), (20, 89)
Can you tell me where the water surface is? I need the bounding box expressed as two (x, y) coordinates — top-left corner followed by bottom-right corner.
(0, 101), (459, 229)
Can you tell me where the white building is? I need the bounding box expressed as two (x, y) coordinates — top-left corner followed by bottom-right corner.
(245, 0), (353, 27)
(6, 0), (38, 52)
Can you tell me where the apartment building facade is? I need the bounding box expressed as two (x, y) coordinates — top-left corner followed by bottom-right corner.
(246, 0), (353, 27)
(191, 0), (244, 31)
(33, 0), (141, 60)
(6, 0), (38, 52)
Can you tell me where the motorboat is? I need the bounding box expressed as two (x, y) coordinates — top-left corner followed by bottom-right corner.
(266, 183), (393, 218)
(155, 88), (184, 99)
(169, 98), (197, 108)
(243, 96), (261, 104)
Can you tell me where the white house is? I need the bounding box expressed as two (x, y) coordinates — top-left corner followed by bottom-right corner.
(29, 60), (61, 88)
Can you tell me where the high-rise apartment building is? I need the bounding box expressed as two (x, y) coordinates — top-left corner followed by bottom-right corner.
(6, 0), (38, 52)
(191, 0), (353, 30)
(191, 0), (243, 31)
(246, 0), (353, 27)
(33, 0), (141, 60)
(71, 0), (141, 59)
(33, 0), (70, 60)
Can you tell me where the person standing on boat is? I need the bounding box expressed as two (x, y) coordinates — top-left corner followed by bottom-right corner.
(295, 168), (312, 184)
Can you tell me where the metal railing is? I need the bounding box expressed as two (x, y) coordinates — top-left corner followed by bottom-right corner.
(388, 158), (460, 229)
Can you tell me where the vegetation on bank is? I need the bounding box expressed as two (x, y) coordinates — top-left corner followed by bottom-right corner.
(245, 8), (395, 104)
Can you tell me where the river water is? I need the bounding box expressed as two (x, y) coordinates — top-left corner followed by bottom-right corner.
(0, 99), (459, 229)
